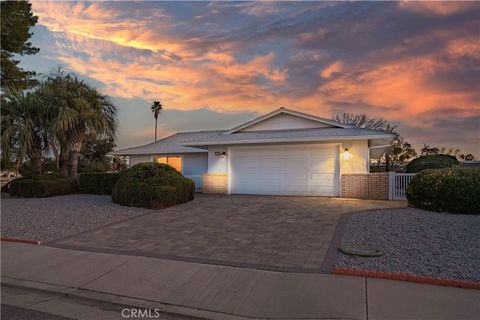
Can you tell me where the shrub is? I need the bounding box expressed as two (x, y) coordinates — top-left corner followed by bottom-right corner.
(9, 173), (76, 198)
(111, 162), (195, 209)
(405, 154), (459, 173)
(406, 167), (480, 214)
(79, 172), (121, 195)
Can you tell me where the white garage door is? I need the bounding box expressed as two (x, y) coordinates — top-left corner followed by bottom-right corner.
(229, 144), (339, 196)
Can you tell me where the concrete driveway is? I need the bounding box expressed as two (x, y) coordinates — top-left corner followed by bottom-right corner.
(47, 194), (404, 272)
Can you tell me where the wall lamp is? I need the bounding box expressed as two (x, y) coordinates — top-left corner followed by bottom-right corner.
(343, 148), (352, 160)
(220, 152), (226, 158)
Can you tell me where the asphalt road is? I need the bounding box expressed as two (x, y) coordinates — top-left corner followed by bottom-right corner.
(1, 305), (72, 320)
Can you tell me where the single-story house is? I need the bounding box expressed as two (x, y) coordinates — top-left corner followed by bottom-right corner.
(112, 107), (396, 198)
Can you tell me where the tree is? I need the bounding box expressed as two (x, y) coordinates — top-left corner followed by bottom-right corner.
(333, 113), (397, 132)
(41, 69), (117, 178)
(79, 133), (116, 172)
(332, 113), (398, 170)
(390, 137), (417, 166)
(1, 0), (39, 92)
(420, 144), (440, 156)
(1, 90), (50, 176)
(151, 100), (163, 141)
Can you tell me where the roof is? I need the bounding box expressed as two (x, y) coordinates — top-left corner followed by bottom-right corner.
(111, 131), (222, 155)
(223, 107), (353, 134)
(112, 108), (397, 155)
(182, 127), (397, 148)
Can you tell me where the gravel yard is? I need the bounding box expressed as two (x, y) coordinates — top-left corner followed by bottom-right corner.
(335, 208), (480, 282)
(1, 194), (151, 242)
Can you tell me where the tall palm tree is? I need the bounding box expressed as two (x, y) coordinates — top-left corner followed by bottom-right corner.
(41, 70), (117, 178)
(151, 100), (163, 141)
(1, 90), (49, 176)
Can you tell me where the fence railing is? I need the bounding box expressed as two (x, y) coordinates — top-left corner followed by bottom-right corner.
(389, 173), (416, 200)
(185, 174), (203, 192)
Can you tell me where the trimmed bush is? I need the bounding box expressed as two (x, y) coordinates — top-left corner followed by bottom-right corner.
(79, 172), (121, 195)
(111, 162), (195, 209)
(9, 173), (76, 198)
(406, 167), (480, 214)
(405, 154), (459, 173)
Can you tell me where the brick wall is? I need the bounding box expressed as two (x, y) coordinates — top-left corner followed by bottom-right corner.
(341, 173), (389, 200)
(202, 173), (228, 194)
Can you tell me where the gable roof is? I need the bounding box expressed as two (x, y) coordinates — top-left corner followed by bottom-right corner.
(222, 107), (353, 134)
(111, 130), (222, 156)
(182, 127), (396, 148)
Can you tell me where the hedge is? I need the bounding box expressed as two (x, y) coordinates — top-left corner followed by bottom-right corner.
(111, 162), (195, 209)
(405, 154), (459, 173)
(406, 167), (480, 214)
(9, 173), (76, 198)
(79, 172), (121, 195)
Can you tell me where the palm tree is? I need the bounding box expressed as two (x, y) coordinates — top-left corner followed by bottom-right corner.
(151, 100), (163, 141)
(333, 112), (398, 171)
(1, 90), (49, 176)
(41, 70), (117, 178)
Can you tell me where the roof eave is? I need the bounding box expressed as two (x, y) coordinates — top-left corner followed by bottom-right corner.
(182, 134), (396, 147)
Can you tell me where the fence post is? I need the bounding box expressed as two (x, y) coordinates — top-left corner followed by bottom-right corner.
(388, 171), (395, 200)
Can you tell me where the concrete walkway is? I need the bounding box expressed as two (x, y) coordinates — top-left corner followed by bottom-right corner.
(2, 242), (479, 320)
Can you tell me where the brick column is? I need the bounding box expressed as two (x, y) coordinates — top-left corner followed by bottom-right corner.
(341, 173), (389, 200)
(202, 174), (228, 194)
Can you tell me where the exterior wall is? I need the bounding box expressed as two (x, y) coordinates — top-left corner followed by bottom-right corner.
(208, 147), (228, 173)
(340, 140), (369, 174)
(128, 155), (152, 167)
(202, 173), (228, 194)
(341, 173), (389, 200)
(182, 153), (208, 175)
(240, 113), (333, 131)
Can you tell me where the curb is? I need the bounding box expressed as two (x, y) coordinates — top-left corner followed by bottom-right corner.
(1, 277), (252, 320)
(1, 237), (41, 245)
(332, 267), (480, 290)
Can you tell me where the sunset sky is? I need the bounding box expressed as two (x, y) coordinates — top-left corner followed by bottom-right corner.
(22, 1), (480, 154)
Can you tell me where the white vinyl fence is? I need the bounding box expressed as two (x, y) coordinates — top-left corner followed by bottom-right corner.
(389, 173), (416, 200)
(185, 174), (203, 192)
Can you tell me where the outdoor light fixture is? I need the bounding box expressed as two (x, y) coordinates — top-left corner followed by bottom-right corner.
(343, 148), (352, 160)
(220, 152), (226, 158)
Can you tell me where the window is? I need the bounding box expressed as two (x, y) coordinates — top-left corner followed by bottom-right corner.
(156, 156), (182, 172)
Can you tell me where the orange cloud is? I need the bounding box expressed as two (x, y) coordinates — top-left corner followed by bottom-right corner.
(398, 1), (476, 16)
(320, 61), (343, 79)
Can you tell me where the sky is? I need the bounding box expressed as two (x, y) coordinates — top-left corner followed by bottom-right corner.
(21, 1), (480, 155)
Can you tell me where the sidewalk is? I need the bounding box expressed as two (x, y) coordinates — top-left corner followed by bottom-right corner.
(2, 242), (479, 320)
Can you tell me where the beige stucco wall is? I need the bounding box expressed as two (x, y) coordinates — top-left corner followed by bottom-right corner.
(340, 140), (369, 174)
(208, 147), (228, 174)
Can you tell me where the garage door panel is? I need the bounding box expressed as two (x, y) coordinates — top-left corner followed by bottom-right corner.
(310, 148), (336, 156)
(282, 160), (309, 171)
(310, 173), (336, 181)
(230, 144), (339, 196)
(282, 173), (309, 182)
(309, 160), (335, 171)
(282, 185), (309, 194)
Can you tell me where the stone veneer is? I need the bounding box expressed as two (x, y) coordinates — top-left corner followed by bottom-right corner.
(340, 173), (389, 200)
(202, 173), (228, 194)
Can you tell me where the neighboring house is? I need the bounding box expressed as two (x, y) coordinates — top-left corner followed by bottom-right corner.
(112, 107), (396, 197)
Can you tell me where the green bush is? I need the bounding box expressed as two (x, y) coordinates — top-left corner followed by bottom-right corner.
(111, 162), (195, 209)
(406, 167), (480, 214)
(9, 173), (76, 198)
(405, 154), (459, 173)
(79, 172), (121, 195)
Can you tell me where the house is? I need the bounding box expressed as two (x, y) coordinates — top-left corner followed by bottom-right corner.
(112, 107), (396, 198)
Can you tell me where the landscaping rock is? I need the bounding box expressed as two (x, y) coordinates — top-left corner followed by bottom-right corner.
(335, 208), (480, 282)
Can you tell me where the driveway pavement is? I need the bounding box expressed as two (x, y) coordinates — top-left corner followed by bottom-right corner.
(47, 194), (403, 272)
